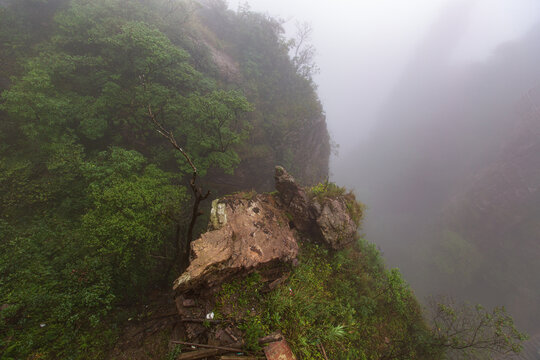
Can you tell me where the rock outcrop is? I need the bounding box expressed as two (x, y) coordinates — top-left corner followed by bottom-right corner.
(313, 197), (359, 250)
(173, 166), (361, 296)
(274, 166), (312, 230)
(170, 167), (362, 359)
(274, 166), (360, 250)
(173, 192), (298, 293)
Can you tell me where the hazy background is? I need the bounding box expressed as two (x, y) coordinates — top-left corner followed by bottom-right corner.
(228, 0), (540, 339)
(229, 0), (540, 153)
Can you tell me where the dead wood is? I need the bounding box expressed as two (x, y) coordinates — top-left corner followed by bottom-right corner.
(170, 340), (243, 352)
(176, 348), (226, 359)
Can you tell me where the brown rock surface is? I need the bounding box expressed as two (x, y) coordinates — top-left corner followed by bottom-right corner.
(274, 166), (312, 232)
(264, 339), (297, 360)
(173, 193), (298, 293)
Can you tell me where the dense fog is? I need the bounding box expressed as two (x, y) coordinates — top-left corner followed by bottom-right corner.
(234, 0), (540, 337)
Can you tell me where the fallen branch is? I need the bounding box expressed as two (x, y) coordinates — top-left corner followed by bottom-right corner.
(258, 333), (283, 344)
(179, 318), (232, 324)
(148, 312), (179, 320)
(170, 340), (242, 352)
(318, 343), (329, 360)
(225, 328), (239, 342)
(177, 348), (226, 360)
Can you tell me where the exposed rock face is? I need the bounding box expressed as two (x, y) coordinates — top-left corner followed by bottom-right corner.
(205, 41), (242, 83)
(173, 166), (359, 297)
(173, 193), (298, 293)
(274, 166), (311, 231)
(275, 166), (358, 250)
(314, 197), (359, 250)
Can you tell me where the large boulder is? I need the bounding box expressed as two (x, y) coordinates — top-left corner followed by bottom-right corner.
(173, 167), (361, 296)
(275, 166), (360, 250)
(314, 197), (359, 250)
(173, 193), (298, 294)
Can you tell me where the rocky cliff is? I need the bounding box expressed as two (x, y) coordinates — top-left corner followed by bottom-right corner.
(174, 166), (361, 296)
(169, 167), (363, 359)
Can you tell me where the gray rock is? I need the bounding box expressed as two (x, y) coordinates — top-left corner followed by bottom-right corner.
(274, 166), (358, 250)
(315, 197), (358, 250)
(275, 166), (358, 250)
(274, 166), (312, 232)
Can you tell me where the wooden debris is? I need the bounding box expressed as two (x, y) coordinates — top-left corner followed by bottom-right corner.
(266, 274), (290, 292)
(170, 340), (242, 353)
(258, 333), (283, 345)
(179, 318), (231, 324)
(177, 348), (225, 359)
(225, 327), (239, 342)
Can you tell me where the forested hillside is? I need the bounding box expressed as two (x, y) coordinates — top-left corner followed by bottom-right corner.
(0, 0), (329, 357)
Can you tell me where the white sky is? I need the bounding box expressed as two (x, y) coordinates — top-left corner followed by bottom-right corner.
(227, 0), (540, 155)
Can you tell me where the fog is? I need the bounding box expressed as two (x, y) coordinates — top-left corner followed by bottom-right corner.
(229, 0), (540, 152)
(229, 0), (540, 337)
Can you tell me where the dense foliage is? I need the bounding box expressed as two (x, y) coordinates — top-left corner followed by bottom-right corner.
(215, 239), (441, 360)
(0, 0), (329, 358)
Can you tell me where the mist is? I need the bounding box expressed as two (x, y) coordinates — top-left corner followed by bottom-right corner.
(230, 0), (540, 338)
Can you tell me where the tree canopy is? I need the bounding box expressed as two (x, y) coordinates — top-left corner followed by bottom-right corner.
(0, 0), (331, 358)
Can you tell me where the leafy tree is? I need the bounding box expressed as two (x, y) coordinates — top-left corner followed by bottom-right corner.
(0, 147), (187, 358)
(80, 147), (188, 297)
(198, 1), (329, 183)
(2, 0), (252, 175)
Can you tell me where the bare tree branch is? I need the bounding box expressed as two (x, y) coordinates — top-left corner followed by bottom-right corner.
(140, 74), (211, 267)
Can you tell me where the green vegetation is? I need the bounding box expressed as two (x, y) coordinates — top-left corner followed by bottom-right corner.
(215, 239), (527, 359)
(428, 298), (527, 359)
(0, 1), (526, 359)
(215, 240), (440, 359)
(0, 0), (328, 358)
(309, 181), (347, 199)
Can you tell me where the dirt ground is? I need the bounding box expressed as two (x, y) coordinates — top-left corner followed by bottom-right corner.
(108, 291), (179, 360)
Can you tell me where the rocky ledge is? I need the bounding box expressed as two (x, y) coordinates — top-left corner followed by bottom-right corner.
(173, 166), (361, 295)
(172, 191), (298, 293)
(170, 166), (362, 359)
